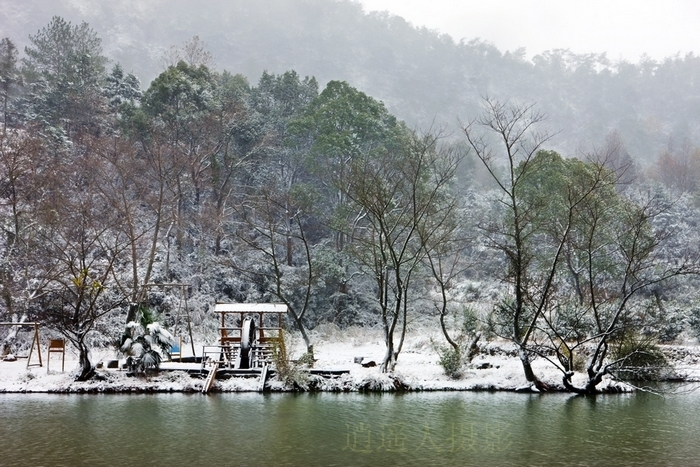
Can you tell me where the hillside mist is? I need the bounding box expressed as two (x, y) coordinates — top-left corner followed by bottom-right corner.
(2, 0), (700, 163)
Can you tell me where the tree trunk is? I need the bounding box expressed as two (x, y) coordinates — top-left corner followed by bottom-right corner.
(380, 328), (397, 372)
(439, 311), (460, 354)
(380, 345), (396, 373)
(519, 348), (550, 391)
(466, 332), (481, 362)
(562, 370), (604, 395)
(286, 233), (293, 266)
(289, 310), (313, 355)
(75, 341), (95, 381)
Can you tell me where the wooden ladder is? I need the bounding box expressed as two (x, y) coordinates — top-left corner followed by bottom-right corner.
(201, 361), (218, 394)
(258, 363), (269, 393)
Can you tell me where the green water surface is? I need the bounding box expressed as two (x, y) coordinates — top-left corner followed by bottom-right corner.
(1, 389), (699, 466)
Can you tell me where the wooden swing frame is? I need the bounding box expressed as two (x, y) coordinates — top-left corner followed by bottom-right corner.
(0, 322), (43, 368)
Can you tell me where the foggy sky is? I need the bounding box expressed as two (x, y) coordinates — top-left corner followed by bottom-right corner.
(358, 0), (700, 61)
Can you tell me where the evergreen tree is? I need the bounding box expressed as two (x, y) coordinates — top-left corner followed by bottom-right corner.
(22, 16), (108, 142)
(0, 38), (19, 132)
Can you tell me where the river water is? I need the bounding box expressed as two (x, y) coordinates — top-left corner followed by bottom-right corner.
(1, 389), (700, 466)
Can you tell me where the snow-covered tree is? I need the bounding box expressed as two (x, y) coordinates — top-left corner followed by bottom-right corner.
(0, 38), (20, 132)
(21, 16), (109, 143)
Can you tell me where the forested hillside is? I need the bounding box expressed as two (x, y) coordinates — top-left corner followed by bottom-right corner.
(2, 8), (700, 390)
(2, 0), (700, 162)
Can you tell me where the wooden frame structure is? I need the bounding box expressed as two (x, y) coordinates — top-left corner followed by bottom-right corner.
(213, 303), (286, 368)
(0, 322), (42, 368)
(142, 283), (196, 357)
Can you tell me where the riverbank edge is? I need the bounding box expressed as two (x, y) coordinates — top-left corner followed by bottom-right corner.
(2, 343), (698, 395)
(0, 367), (683, 395)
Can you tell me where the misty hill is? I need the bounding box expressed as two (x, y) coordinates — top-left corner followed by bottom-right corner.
(2, 0), (700, 163)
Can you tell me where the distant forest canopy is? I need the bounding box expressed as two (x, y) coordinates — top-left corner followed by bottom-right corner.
(1, 0), (700, 164)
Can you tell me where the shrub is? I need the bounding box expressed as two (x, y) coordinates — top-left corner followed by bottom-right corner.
(610, 333), (670, 381)
(462, 306), (478, 335)
(437, 346), (463, 379)
(686, 305), (700, 341)
(270, 332), (309, 389)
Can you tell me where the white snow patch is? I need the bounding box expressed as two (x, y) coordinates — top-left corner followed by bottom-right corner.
(0, 329), (697, 393)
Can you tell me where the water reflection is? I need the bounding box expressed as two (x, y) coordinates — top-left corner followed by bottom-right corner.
(1, 390), (699, 466)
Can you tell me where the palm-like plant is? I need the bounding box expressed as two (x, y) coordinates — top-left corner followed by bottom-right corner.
(120, 320), (174, 375)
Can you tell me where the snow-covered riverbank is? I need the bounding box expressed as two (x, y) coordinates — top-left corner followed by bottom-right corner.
(2, 325), (699, 394)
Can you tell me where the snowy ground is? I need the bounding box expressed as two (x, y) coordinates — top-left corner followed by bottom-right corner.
(2, 324), (700, 393)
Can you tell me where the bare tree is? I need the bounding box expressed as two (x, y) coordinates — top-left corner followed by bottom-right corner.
(35, 145), (127, 380)
(0, 130), (54, 354)
(421, 195), (481, 366)
(94, 135), (170, 332)
(465, 98), (695, 392)
(160, 35), (214, 69)
(346, 130), (461, 372)
(232, 183), (316, 355)
(463, 97), (559, 389)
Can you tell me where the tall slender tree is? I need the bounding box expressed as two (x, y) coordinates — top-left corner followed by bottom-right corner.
(346, 130), (461, 372)
(0, 38), (19, 132)
(463, 97), (557, 389)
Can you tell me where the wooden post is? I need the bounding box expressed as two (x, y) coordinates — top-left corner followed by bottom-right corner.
(26, 323), (42, 368)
